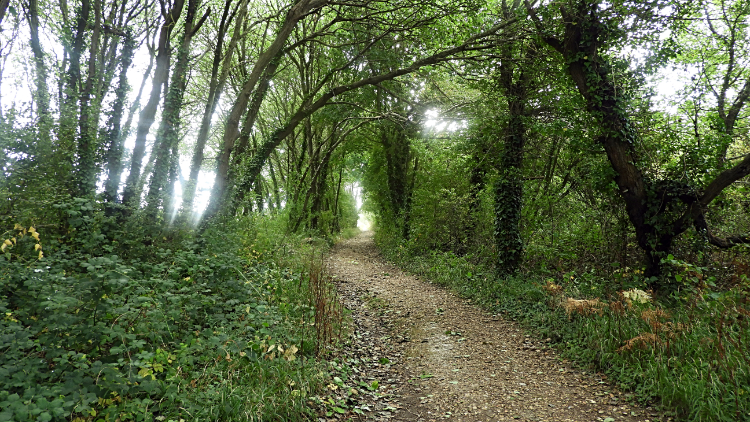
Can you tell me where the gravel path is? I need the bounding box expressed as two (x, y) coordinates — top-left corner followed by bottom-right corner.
(327, 231), (669, 422)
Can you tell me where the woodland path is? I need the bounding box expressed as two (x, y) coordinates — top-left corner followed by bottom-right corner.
(326, 231), (669, 422)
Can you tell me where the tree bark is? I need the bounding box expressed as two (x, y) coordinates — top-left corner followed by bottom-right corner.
(58, 0), (90, 157)
(494, 42), (531, 277)
(26, 0), (52, 147)
(269, 156), (282, 210)
(75, 0), (102, 196)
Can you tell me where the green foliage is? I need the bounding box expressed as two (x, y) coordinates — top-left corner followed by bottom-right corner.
(0, 214), (333, 421)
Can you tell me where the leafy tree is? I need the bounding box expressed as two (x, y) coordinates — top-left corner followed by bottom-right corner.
(526, 0), (750, 283)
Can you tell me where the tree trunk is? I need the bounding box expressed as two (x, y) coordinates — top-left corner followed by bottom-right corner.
(145, 0), (205, 221)
(103, 32), (136, 214)
(26, 0), (51, 144)
(220, 53), (283, 213)
(59, 0), (90, 145)
(333, 166), (343, 232)
(163, 134), (182, 221)
(494, 38), (532, 276)
(269, 157), (282, 210)
(179, 0), (246, 221)
(75, 0), (102, 197)
(309, 150), (331, 232)
(121, 0), (185, 208)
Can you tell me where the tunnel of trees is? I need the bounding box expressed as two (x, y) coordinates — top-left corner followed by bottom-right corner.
(1, 0), (750, 420)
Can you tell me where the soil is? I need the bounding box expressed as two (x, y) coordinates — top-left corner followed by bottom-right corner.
(325, 231), (671, 422)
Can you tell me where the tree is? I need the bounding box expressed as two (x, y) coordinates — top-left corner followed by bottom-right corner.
(121, 0), (185, 208)
(493, 2), (536, 276)
(144, 0), (209, 221)
(526, 0), (750, 282)
(202, 2), (521, 223)
(676, 0), (750, 171)
(178, 0), (247, 222)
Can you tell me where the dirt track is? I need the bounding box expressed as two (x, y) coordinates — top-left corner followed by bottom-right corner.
(326, 232), (669, 422)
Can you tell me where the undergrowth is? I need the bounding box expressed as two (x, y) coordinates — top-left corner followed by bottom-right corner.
(0, 206), (345, 422)
(377, 232), (750, 422)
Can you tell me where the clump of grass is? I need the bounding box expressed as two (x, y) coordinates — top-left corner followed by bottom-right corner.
(304, 251), (345, 356)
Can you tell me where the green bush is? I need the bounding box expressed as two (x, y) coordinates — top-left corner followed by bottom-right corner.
(0, 217), (328, 421)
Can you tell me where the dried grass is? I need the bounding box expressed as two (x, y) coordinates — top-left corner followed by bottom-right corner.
(563, 297), (606, 319)
(617, 333), (660, 352)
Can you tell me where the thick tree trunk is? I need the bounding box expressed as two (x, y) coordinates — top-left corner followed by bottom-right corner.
(121, 0), (185, 208)
(494, 64), (528, 277)
(309, 151), (331, 231)
(383, 124), (412, 233)
(60, 0), (90, 130)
